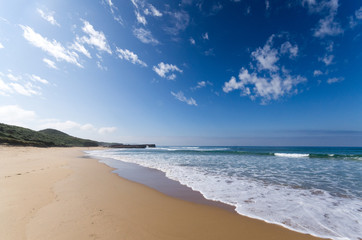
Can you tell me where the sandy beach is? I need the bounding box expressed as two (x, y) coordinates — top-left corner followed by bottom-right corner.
(0, 146), (325, 240)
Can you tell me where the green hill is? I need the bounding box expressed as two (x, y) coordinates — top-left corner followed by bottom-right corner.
(0, 123), (99, 147)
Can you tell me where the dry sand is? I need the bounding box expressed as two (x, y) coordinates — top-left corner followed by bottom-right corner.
(0, 146), (325, 240)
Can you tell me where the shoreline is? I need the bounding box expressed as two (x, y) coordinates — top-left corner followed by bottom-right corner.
(93, 155), (236, 212)
(0, 146), (325, 240)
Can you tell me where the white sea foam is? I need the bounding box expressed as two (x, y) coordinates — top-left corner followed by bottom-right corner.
(86, 149), (362, 240)
(274, 153), (310, 158)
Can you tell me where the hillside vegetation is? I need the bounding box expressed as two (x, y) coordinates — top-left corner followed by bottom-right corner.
(0, 123), (99, 147)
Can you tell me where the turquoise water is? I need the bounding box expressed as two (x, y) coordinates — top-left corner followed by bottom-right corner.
(87, 146), (362, 240)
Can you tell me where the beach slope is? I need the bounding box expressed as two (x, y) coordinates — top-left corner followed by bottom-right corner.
(0, 147), (324, 240)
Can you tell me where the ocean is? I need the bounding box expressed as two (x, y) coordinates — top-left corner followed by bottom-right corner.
(86, 146), (362, 240)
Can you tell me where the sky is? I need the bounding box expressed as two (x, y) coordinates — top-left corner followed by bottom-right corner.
(0, 0), (361, 146)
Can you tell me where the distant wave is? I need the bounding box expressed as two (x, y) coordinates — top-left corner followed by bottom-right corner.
(147, 148), (361, 161)
(274, 153), (310, 158)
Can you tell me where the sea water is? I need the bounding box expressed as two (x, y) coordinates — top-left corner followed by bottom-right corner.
(86, 146), (362, 240)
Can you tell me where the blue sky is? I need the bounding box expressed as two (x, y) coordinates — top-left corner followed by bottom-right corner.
(0, 0), (361, 146)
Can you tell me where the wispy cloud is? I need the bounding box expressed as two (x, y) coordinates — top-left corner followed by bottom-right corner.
(103, 0), (124, 25)
(144, 4), (163, 17)
(0, 42), (4, 49)
(133, 28), (159, 44)
(171, 91), (197, 106)
(356, 6), (362, 20)
(98, 127), (117, 134)
(81, 20), (112, 54)
(204, 48), (215, 56)
(116, 48), (147, 67)
(313, 70), (323, 76)
(131, 0), (162, 27)
(37, 8), (60, 27)
(202, 32), (209, 40)
(135, 11), (147, 25)
(304, 0), (344, 38)
(30, 74), (49, 85)
(70, 37), (92, 58)
(192, 81), (212, 90)
(43, 58), (58, 69)
(20, 25), (82, 67)
(0, 71), (49, 97)
(153, 62), (182, 80)
(319, 54), (334, 66)
(7, 73), (21, 82)
(314, 14), (343, 38)
(189, 37), (196, 45)
(0, 79), (14, 96)
(327, 77), (344, 84)
(280, 41), (298, 58)
(164, 10), (190, 35)
(9, 82), (41, 96)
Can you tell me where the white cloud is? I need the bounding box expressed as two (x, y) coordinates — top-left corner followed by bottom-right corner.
(81, 20), (112, 54)
(10, 82), (40, 96)
(135, 11), (147, 25)
(251, 36), (279, 72)
(43, 58), (57, 69)
(70, 37), (92, 58)
(356, 6), (362, 20)
(302, 0), (338, 14)
(40, 120), (82, 131)
(301, 0), (344, 37)
(304, 0), (343, 38)
(97, 61), (108, 71)
(265, 0), (270, 10)
(144, 4), (163, 17)
(204, 48), (215, 56)
(280, 41), (298, 58)
(0, 105), (36, 126)
(153, 62), (182, 80)
(30, 74), (49, 85)
(202, 32), (209, 40)
(0, 71), (49, 97)
(223, 68), (306, 103)
(37, 8), (60, 27)
(105, 0), (116, 13)
(133, 28), (159, 45)
(320, 54), (334, 65)
(98, 127), (117, 134)
(0, 42), (4, 49)
(7, 73), (21, 81)
(313, 70), (323, 76)
(192, 81), (212, 90)
(171, 91), (197, 106)
(116, 48), (147, 67)
(0, 79), (13, 96)
(20, 25), (82, 67)
(131, 0), (140, 9)
(314, 14), (343, 38)
(349, 7), (362, 28)
(103, 0), (124, 25)
(40, 119), (117, 135)
(80, 123), (97, 131)
(189, 37), (195, 45)
(164, 10), (190, 35)
(327, 77), (343, 84)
